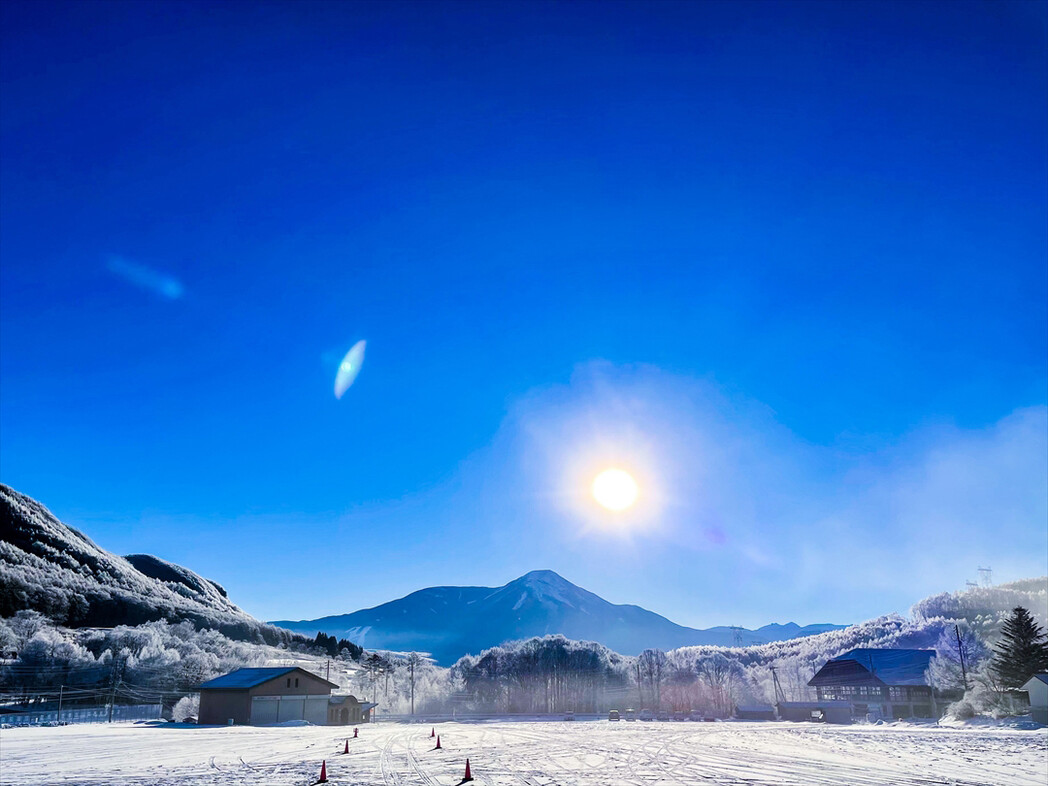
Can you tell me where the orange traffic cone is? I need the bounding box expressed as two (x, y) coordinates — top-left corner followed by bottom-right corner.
(317, 759), (328, 783)
(461, 758), (473, 782)
(430, 727), (435, 738)
(353, 726), (358, 738)
(343, 739), (349, 754)
(434, 734), (442, 750)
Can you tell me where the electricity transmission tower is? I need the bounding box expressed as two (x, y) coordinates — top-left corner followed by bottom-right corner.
(978, 566), (993, 587)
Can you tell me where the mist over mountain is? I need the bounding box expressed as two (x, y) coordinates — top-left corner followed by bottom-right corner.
(271, 569), (847, 664)
(0, 484), (289, 644)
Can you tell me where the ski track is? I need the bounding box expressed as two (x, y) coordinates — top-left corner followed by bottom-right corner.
(0, 720), (1044, 786)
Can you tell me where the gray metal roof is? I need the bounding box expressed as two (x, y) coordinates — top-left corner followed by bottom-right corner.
(328, 694), (361, 705)
(199, 667), (336, 690)
(810, 648), (935, 687)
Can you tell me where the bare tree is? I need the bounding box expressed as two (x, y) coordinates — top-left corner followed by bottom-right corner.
(406, 652), (425, 715)
(637, 649), (667, 709)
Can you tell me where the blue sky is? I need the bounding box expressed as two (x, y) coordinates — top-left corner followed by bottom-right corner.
(1, 0), (1045, 629)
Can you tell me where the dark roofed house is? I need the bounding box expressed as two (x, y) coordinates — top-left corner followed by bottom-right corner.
(199, 667), (339, 726)
(808, 648), (938, 720)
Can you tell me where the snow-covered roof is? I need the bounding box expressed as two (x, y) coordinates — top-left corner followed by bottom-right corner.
(200, 667), (336, 690)
(809, 648), (935, 687)
(1021, 673), (1048, 689)
(328, 694), (360, 705)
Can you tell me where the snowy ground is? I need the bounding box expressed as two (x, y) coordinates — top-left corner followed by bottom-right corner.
(1, 719), (1045, 786)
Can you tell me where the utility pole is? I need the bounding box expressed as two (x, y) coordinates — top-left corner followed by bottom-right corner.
(108, 678), (118, 723)
(326, 659), (330, 682)
(108, 657), (124, 723)
(954, 625), (969, 692)
(57, 685), (64, 724)
(770, 666), (787, 705)
(409, 657), (415, 716)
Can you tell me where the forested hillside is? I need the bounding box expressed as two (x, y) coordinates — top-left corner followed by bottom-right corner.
(358, 577), (1048, 715)
(0, 484), (290, 644)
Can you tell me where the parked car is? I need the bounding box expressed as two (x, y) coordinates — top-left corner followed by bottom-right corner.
(672, 711), (687, 722)
(639, 709), (654, 721)
(656, 710), (670, 721)
(688, 710), (703, 721)
(624, 708), (636, 721)
(563, 711), (575, 721)
(608, 709), (620, 721)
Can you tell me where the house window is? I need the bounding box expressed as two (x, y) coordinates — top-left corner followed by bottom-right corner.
(889, 687), (905, 701)
(287, 678), (291, 687)
(295, 678), (299, 687)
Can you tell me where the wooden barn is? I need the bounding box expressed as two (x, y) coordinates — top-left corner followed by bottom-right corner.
(808, 648), (937, 720)
(199, 667), (339, 726)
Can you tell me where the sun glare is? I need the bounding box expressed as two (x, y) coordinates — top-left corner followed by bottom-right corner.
(592, 468), (639, 511)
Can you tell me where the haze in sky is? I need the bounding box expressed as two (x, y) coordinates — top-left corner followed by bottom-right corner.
(1, 0), (1045, 628)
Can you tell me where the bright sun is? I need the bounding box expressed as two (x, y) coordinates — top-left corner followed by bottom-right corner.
(591, 468), (639, 511)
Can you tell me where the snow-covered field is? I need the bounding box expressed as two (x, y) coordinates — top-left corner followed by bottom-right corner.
(1, 719), (1045, 786)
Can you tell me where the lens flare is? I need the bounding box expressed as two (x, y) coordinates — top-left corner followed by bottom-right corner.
(592, 468), (639, 511)
(334, 340), (366, 399)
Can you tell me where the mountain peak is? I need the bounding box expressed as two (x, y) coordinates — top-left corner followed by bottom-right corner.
(517, 569), (572, 585)
(270, 569), (850, 665)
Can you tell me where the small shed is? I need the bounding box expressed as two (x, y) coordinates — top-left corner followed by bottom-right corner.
(777, 700), (852, 724)
(199, 667), (338, 726)
(327, 694), (378, 725)
(1021, 674), (1047, 726)
(734, 704), (776, 721)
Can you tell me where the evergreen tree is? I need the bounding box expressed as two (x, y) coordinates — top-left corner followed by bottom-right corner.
(990, 606), (1048, 688)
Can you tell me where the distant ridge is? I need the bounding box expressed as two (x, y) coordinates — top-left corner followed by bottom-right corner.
(0, 483), (287, 644)
(271, 569), (847, 665)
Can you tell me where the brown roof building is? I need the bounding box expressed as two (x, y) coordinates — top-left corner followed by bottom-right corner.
(198, 667), (339, 726)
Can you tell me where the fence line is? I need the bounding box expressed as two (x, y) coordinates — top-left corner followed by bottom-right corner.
(0, 703), (162, 726)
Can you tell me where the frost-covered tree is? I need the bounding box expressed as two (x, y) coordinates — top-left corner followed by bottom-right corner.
(929, 623), (987, 694)
(637, 648), (667, 709)
(172, 694), (199, 721)
(8, 610), (48, 649)
(0, 617), (18, 654)
(990, 606), (1048, 688)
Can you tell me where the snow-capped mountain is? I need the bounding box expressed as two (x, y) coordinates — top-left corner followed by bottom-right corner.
(0, 484), (285, 643)
(271, 569), (847, 665)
